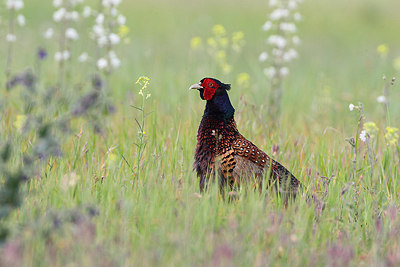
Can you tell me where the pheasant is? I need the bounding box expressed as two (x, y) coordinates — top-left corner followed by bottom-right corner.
(190, 77), (301, 199)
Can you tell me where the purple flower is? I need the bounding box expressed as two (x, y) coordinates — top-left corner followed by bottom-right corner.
(37, 47), (47, 60)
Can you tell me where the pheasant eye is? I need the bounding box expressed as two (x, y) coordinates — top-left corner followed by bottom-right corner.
(208, 83), (214, 88)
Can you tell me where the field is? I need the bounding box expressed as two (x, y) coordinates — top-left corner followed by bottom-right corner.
(1, 0), (400, 266)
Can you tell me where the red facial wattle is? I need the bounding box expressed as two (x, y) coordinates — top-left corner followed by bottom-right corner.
(201, 78), (220, 100)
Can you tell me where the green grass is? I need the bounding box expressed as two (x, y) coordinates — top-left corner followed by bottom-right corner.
(1, 0), (400, 266)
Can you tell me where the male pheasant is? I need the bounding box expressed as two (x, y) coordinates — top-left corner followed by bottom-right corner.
(190, 77), (301, 199)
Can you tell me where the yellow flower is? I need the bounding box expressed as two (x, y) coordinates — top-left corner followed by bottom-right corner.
(236, 72), (250, 88)
(216, 50), (226, 62)
(190, 37), (202, 50)
(218, 37), (229, 48)
(232, 31), (244, 45)
(384, 126), (399, 146)
(207, 37), (217, 48)
(212, 24), (226, 36)
(14, 114), (27, 132)
(222, 63), (232, 74)
(363, 121), (379, 138)
(118, 25), (130, 38)
(377, 44), (389, 57)
(393, 57), (400, 71)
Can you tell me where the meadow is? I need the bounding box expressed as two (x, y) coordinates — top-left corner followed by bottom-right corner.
(1, 0), (400, 266)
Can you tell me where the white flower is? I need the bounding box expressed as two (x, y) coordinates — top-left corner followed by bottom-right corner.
(63, 50), (70, 60)
(288, 0), (297, 9)
(6, 34), (16, 42)
(349, 103), (355, 111)
(359, 130), (367, 142)
(53, 0), (62, 7)
(109, 33), (120, 45)
(78, 52), (88, 62)
(44, 28), (54, 39)
(279, 67), (289, 77)
(97, 58), (108, 69)
(264, 67), (276, 79)
(280, 22), (296, 33)
(83, 6), (91, 17)
(17, 14), (26, 26)
(93, 25), (105, 36)
(117, 14), (126, 25)
(97, 35), (108, 47)
(55, 50), (70, 61)
(268, 35), (287, 49)
(65, 28), (79, 40)
(283, 49), (298, 62)
(54, 52), (62, 62)
(53, 8), (66, 22)
(270, 8), (289, 20)
(272, 48), (283, 57)
(262, 21), (272, 31)
(96, 13), (105, 25)
(6, 0), (24, 10)
(269, 0), (278, 7)
(102, 0), (122, 8)
(110, 56), (121, 69)
(377, 95), (387, 103)
(67, 11), (79, 21)
(111, 7), (118, 17)
(259, 52), (268, 62)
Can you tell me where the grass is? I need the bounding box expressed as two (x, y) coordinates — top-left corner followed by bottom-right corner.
(1, 0), (400, 266)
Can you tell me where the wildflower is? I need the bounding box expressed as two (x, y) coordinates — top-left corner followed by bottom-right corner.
(118, 25), (130, 37)
(377, 95), (387, 104)
(262, 21), (272, 31)
(78, 52), (88, 62)
(259, 52), (268, 62)
(53, 0), (62, 7)
(377, 44), (388, 57)
(237, 72), (250, 88)
(363, 122), (379, 138)
(109, 33), (120, 45)
(146, 93), (151, 99)
(207, 37), (217, 48)
(37, 48), (48, 60)
(384, 127), (399, 146)
(212, 24), (226, 36)
(65, 28), (79, 40)
(14, 114), (27, 132)
(44, 28), (54, 39)
(270, 8), (289, 20)
(292, 36), (301, 45)
(53, 8), (66, 22)
(349, 103), (355, 111)
(109, 51), (121, 69)
(268, 35), (287, 49)
(97, 58), (108, 70)
(264, 67), (277, 79)
(117, 14), (126, 25)
(6, 34), (17, 42)
(359, 130), (367, 142)
(190, 37), (202, 50)
(17, 14), (26, 26)
(6, 0), (24, 10)
(393, 57), (400, 71)
(279, 67), (289, 77)
(280, 22), (296, 33)
(82, 6), (91, 17)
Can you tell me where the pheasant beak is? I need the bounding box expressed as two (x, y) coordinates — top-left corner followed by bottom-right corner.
(189, 83), (203, 90)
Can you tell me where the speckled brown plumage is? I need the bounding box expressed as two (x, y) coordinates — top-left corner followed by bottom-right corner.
(191, 77), (300, 199)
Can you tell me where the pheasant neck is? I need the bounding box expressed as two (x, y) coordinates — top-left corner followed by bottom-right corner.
(203, 91), (235, 122)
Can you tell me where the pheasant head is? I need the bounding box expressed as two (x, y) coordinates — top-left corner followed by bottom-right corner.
(190, 77), (234, 121)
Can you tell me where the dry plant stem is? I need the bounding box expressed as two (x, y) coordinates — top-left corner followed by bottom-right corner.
(6, 9), (15, 82)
